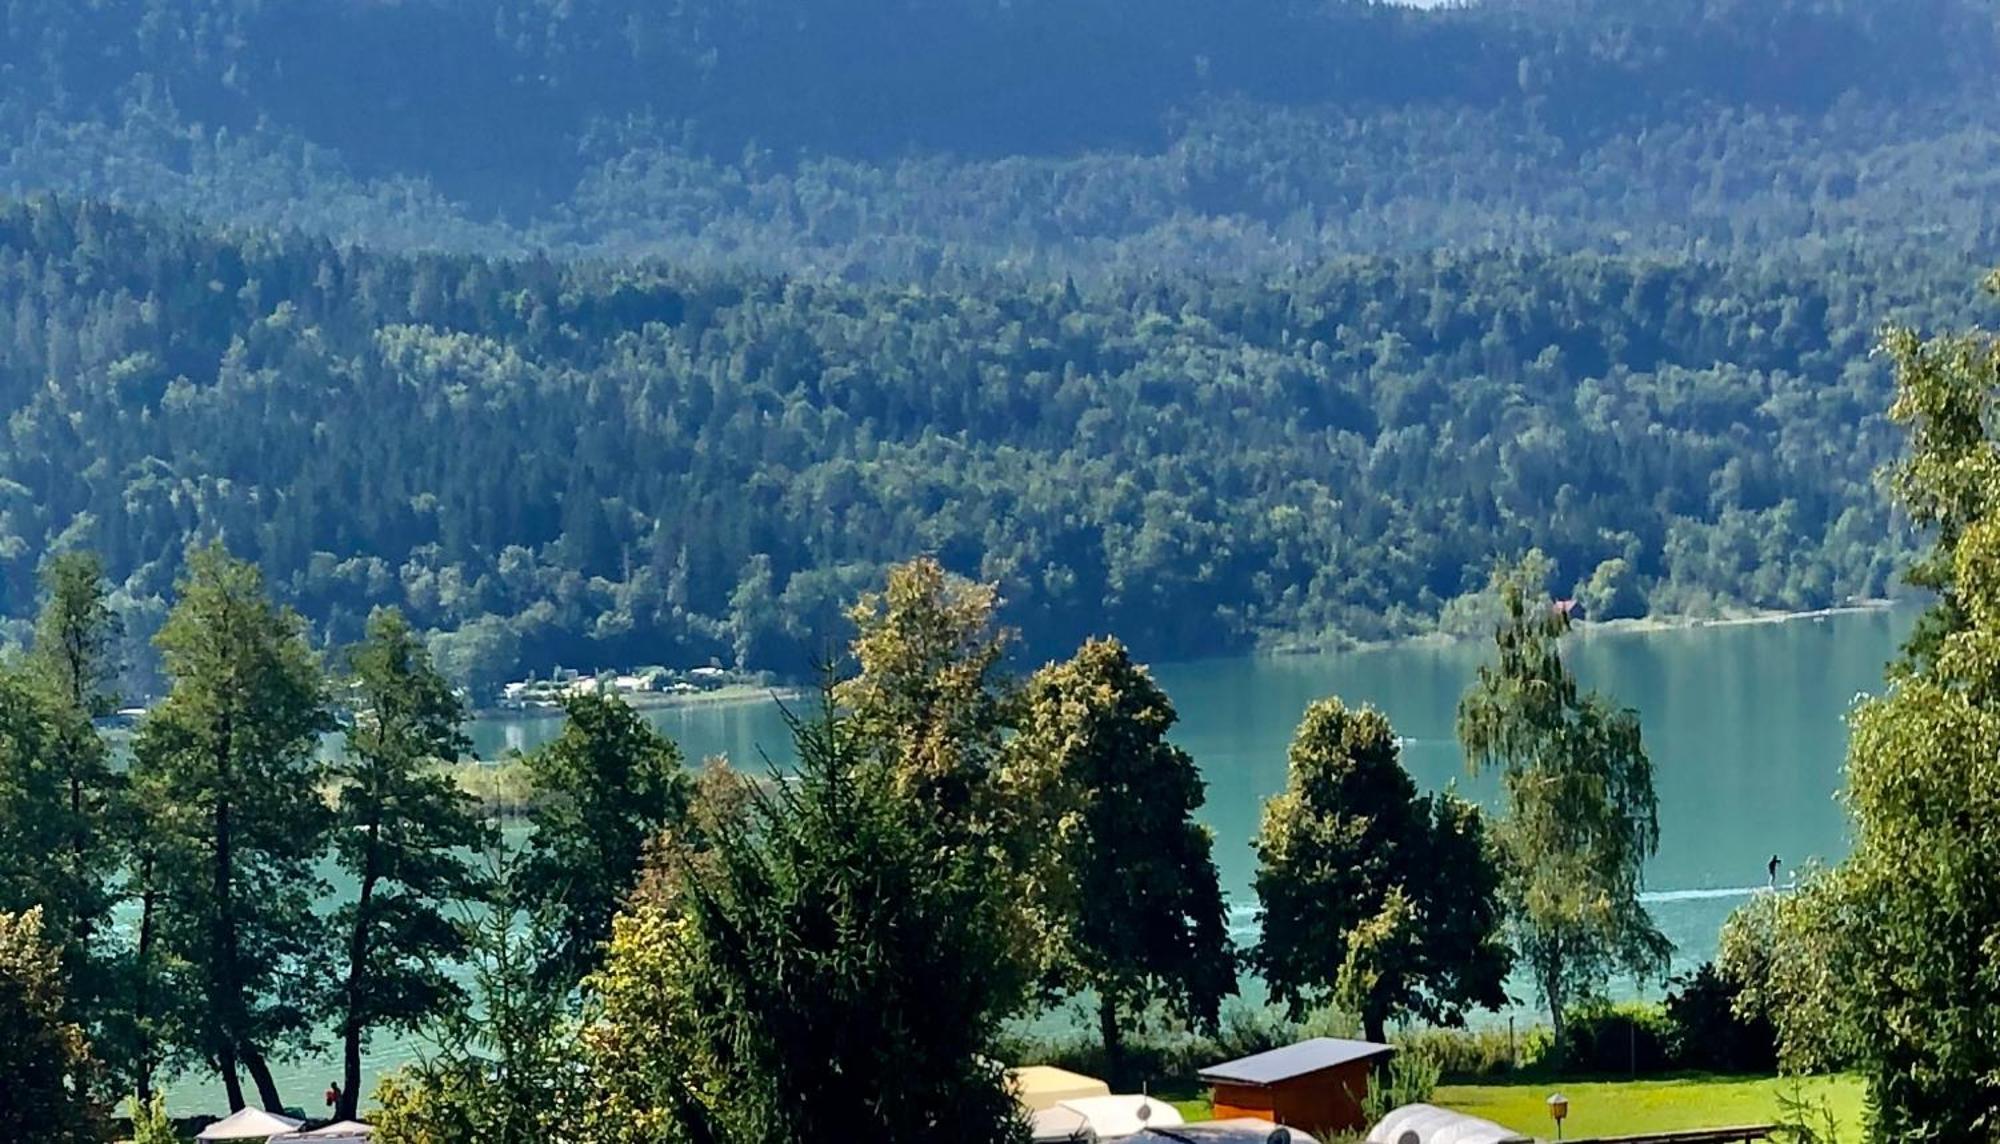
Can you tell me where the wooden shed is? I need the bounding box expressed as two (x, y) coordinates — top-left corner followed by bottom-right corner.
(1198, 1037), (1395, 1136)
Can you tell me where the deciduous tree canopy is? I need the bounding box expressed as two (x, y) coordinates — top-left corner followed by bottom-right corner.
(1253, 697), (1510, 1043)
(1458, 559), (1671, 1057)
(1004, 637), (1235, 1085)
(1736, 307), (2000, 1138)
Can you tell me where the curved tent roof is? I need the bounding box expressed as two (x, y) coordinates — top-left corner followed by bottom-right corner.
(1030, 1105), (1096, 1143)
(1057, 1095), (1185, 1138)
(1011, 1065), (1112, 1112)
(1366, 1103), (1533, 1144)
(195, 1109), (305, 1141)
(270, 1120), (374, 1144)
(1138, 1120), (1322, 1142)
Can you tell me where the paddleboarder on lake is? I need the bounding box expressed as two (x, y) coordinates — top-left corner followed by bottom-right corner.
(1768, 854), (1781, 888)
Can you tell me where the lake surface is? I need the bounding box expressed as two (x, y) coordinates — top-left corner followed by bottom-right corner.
(168, 608), (1912, 1113)
(1158, 612), (1905, 982)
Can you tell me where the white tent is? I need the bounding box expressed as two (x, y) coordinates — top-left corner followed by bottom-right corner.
(270, 1120), (374, 1144)
(1366, 1103), (1532, 1144)
(1055, 1095), (1185, 1139)
(1030, 1105), (1097, 1143)
(195, 1109), (305, 1141)
(1011, 1065), (1113, 1112)
(1134, 1122), (1321, 1143)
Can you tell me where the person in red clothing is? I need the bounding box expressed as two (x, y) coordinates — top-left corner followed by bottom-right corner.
(325, 1081), (341, 1111)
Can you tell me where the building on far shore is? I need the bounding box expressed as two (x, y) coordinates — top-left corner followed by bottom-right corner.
(496, 663), (758, 708)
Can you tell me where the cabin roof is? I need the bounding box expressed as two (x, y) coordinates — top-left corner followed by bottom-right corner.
(1198, 1037), (1394, 1087)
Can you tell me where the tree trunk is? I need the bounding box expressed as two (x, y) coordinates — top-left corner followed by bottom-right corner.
(339, 845), (380, 1122)
(1549, 1000), (1567, 1066)
(62, 648), (95, 948)
(64, 740), (95, 1108)
(133, 852), (158, 1103)
(1098, 992), (1126, 1091)
(211, 713), (246, 1110)
(67, 763), (91, 948)
(1363, 1004), (1389, 1046)
(1545, 957), (1568, 1068)
(339, 1020), (364, 1122)
(218, 1043), (246, 1112)
(242, 1043), (285, 1113)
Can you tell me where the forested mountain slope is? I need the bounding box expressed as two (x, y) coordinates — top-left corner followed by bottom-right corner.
(5, 1), (1997, 684)
(4, 0), (1998, 274)
(0, 197), (1968, 687)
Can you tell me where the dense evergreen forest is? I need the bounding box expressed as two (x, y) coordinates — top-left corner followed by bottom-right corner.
(4, 0), (2000, 274)
(0, 196), (1972, 687)
(2, 0), (1997, 686)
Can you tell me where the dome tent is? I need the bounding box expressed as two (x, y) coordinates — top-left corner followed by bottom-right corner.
(194, 1109), (305, 1141)
(1366, 1103), (1533, 1144)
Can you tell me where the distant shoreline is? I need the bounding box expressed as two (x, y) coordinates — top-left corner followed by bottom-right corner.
(471, 681), (806, 720)
(1266, 597), (1909, 658)
(1572, 598), (1903, 641)
(459, 600), (1911, 720)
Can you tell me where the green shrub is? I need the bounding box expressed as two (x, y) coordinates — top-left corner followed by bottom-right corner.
(1521, 1025), (1556, 1069)
(1365, 1042), (1443, 1123)
(1562, 1003), (1676, 1075)
(129, 1092), (178, 1144)
(1395, 1025), (1525, 1081)
(1663, 962), (1777, 1074)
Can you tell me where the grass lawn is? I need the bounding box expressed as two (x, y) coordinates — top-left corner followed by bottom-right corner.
(1433, 1075), (1864, 1138)
(1154, 1078), (1213, 1123)
(1154, 1074), (1862, 1139)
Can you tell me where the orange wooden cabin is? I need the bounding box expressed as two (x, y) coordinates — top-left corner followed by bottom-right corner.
(1197, 1037), (1394, 1137)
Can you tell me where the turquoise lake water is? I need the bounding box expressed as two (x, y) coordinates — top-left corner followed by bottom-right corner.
(167, 607), (1913, 1113)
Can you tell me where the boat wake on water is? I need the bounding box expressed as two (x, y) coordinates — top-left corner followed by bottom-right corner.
(1224, 885), (1784, 937)
(1639, 884), (1784, 903)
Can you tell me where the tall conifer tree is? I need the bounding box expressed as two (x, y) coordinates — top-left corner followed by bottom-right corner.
(132, 544), (331, 1112)
(329, 608), (495, 1119)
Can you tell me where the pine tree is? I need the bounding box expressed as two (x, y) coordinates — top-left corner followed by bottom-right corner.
(22, 552), (122, 1087)
(131, 544), (332, 1112)
(642, 700), (1029, 1143)
(0, 672), (77, 947)
(372, 865), (583, 1144)
(519, 692), (689, 988)
(329, 608), (496, 1120)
